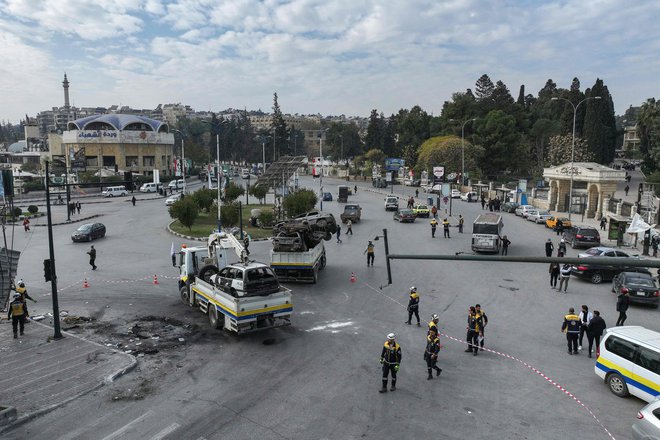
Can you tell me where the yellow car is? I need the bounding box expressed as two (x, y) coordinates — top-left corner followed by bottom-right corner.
(545, 216), (572, 230)
(413, 204), (431, 218)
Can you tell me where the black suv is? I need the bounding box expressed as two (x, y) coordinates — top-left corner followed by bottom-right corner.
(563, 225), (601, 248)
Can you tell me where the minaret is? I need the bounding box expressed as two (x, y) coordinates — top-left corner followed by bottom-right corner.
(63, 73), (70, 110)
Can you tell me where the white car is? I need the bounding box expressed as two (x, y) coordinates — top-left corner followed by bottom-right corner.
(460, 191), (478, 202)
(165, 193), (183, 206)
(527, 210), (552, 224)
(451, 189), (461, 198)
(514, 205), (535, 217)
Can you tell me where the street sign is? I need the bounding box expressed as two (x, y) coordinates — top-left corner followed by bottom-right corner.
(447, 172), (457, 181)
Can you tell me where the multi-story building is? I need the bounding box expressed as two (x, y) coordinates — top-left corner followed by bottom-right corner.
(622, 125), (641, 155)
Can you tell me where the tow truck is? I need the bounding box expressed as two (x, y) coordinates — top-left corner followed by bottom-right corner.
(178, 232), (292, 333)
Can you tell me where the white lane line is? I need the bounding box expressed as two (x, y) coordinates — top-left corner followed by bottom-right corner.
(99, 410), (153, 440)
(150, 423), (180, 440)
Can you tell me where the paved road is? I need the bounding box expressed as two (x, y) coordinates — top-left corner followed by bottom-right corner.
(3, 176), (658, 440)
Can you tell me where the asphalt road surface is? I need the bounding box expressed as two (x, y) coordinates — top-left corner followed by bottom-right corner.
(4, 176), (658, 440)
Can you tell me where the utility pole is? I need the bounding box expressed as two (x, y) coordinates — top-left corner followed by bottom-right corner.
(44, 160), (63, 340)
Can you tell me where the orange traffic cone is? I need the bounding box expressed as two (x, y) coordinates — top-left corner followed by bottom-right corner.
(83, 278), (89, 288)
(153, 274), (159, 285)
(350, 272), (356, 283)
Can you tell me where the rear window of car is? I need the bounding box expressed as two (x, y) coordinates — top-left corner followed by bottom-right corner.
(604, 335), (638, 362)
(627, 276), (654, 287)
(579, 228), (599, 236)
(583, 248), (603, 256)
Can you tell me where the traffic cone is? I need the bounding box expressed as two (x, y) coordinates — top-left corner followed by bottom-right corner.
(350, 272), (356, 283)
(83, 278), (89, 288)
(153, 274), (159, 285)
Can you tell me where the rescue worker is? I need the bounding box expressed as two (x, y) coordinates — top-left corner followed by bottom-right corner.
(475, 304), (488, 349)
(364, 241), (375, 267)
(13, 279), (37, 305)
(555, 218), (564, 236)
(545, 238), (554, 257)
(7, 292), (27, 339)
(465, 306), (483, 355)
(442, 218), (450, 238)
(405, 286), (420, 326)
(458, 215), (464, 233)
(428, 314), (439, 336)
(424, 328), (442, 379)
(380, 333), (402, 393)
(561, 307), (581, 355)
(430, 218), (438, 238)
(558, 239), (567, 256)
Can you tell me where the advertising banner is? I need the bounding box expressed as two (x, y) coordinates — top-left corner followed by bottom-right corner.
(385, 158), (405, 172)
(433, 166), (444, 184)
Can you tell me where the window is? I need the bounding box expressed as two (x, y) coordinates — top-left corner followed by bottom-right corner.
(605, 336), (638, 362)
(143, 156), (155, 167)
(615, 251), (630, 257)
(126, 156), (138, 167)
(637, 347), (660, 375)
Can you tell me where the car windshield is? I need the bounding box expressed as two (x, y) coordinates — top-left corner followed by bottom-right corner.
(345, 205), (359, 210)
(416, 205), (428, 210)
(400, 209), (414, 215)
(583, 248), (604, 256)
(77, 224), (92, 232)
(628, 277), (654, 287)
(539, 211), (550, 216)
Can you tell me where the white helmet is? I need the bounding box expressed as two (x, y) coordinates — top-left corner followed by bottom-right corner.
(432, 314), (439, 321)
(17, 280), (25, 288)
(410, 286), (417, 292)
(387, 333), (396, 341)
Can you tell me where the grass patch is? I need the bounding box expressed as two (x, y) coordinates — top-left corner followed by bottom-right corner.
(170, 204), (274, 239)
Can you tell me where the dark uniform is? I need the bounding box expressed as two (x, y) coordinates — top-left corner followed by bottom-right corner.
(424, 333), (442, 379)
(465, 308), (483, 355)
(8, 296), (27, 338)
(443, 219), (450, 238)
(406, 291), (420, 326)
(458, 216), (464, 233)
(14, 284), (36, 305)
(430, 219), (438, 238)
(475, 305), (488, 348)
(562, 311), (581, 354)
(364, 242), (375, 266)
(428, 318), (439, 336)
(380, 339), (402, 392)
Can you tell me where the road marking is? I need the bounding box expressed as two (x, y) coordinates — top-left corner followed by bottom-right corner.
(99, 410), (153, 440)
(150, 423), (180, 440)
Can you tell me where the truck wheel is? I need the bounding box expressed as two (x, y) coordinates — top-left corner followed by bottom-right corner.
(208, 305), (223, 329)
(199, 264), (219, 284)
(180, 286), (190, 306)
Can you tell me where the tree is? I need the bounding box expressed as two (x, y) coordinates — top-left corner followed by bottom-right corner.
(220, 202), (240, 227)
(582, 79), (617, 163)
(168, 198), (198, 232)
(224, 182), (245, 203)
(191, 188), (216, 213)
(473, 110), (521, 177)
(393, 105), (431, 165)
(271, 92), (288, 161)
(249, 184), (268, 204)
(416, 135), (483, 178)
(20, 162), (39, 173)
(364, 149), (386, 166)
(364, 109), (386, 151)
(474, 74), (495, 101)
(546, 135), (594, 166)
(637, 98), (660, 172)
(530, 118), (560, 168)
(283, 189), (318, 217)
(491, 80), (515, 112)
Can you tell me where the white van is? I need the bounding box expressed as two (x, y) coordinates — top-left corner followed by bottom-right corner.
(102, 186), (128, 197)
(140, 182), (161, 193)
(595, 326), (660, 402)
(241, 168), (250, 179)
(168, 179), (184, 190)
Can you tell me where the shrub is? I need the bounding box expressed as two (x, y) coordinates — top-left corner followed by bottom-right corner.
(168, 198), (198, 231)
(249, 185), (268, 204)
(23, 181), (44, 192)
(27, 205), (38, 214)
(283, 189), (318, 217)
(12, 207), (22, 217)
(258, 210), (275, 228)
(220, 202), (239, 227)
(224, 182), (245, 203)
(192, 188), (216, 213)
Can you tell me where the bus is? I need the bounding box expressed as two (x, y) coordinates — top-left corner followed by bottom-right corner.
(471, 213), (504, 253)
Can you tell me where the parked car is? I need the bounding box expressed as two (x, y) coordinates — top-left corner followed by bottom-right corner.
(165, 193), (183, 206)
(413, 204), (430, 218)
(71, 222), (106, 242)
(632, 398), (660, 439)
(514, 205), (535, 218)
(451, 189), (461, 198)
(571, 246), (643, 284)
(393, 209), (416, 223)
(385, 196), (399, 211)
(564, 225), (601, 248)
(322, 192), (333, 201)
(340, 204), (362, 223)
(501, 202), (520, 213)
(612, 271), (659, 308)
(460, 191), (478, 202)
(101, 186), (128, 197)
(546, 216), (572, 230)
(527, 210), (552, 224)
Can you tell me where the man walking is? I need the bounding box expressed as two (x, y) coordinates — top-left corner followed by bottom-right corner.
(424, 328), (442, 379)
(480, 195), (486, 210)
(600, 217), (607, 231)
(336, 224), (342, 244)
(545, 239), (554, 257)
(465, 306), (483, 356)
(443, 218), (450, 238)
(624, 185), (630, 196)
(87, 245), (97, 270)
(558, 263), (571, 293)
(587, 311), (606, 358)
(430, 218), (438, 238)
(578, 305), (592, 351)
(431, 205), (438, 219)
(23, 217), (30, 232)
(475, 304), (488, 349)
(346, 219), (353, 235)
(556, 218), (563, 236)
(76, 201), (81, 214)
(364, 241), (375, 267)
(7, 293), (27, 339)
(549, 262), (560, 288)
(562, 307), (581, 355)
(501, 235), (511, 256)
(405, 286), (420, 326)
(458, 215), (464, 233)
(131, 196), (137, 206)
(616, 289), (629, 326)
(379, 333), (402, 393)
(415, 188), (419, 198)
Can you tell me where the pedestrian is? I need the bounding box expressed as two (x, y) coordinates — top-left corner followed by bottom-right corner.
(87, 245), (97, 270)
(7, 293), (27, 339)
(364, 240), (375, 266)
(624, 185), (630, 196)
(13, 279), (37, 305)
(171, 242), (177, 266)
(407, 197), (414, 209)
(558, 239), (567, 256)
(562, 307), (581, 355)
(430, 218), (438, 238)
(654, 235), (659, 258)
(549, 262), (560, 288)
(346, 219), (353, 235)
(465, 306), (483, 356)
(415, 189), (419, 198)
(425, 328), (442, 379)
(336, 224), (342, 244)
(586, 310), (606, 358)
(615, 289), (629, 326)
(131, 196), (136, 206)
(379, 333), (402, 393)
(578, 305), (593, 351)
(475, 304), (488, 349)
(558, 263), (571, 292)
(76, 201), (81, 214)
(431, 205), (438, 219)
(354, 185), (357, 194)
(555, 218), (563, 236)
(480, 196), (486, 210)
(488, 199), (494, 212)
(442, 218), (450, 238)
(545, 238), (554, 257)
(600, 217), (607, 231)
(243, 236), (250, 256)
(405, 286), (420, 326)
(501, 235), (511, 256)
(428, 314), (439, 336)
(458, 215), (464, 233)
(22, 217), (30, 232)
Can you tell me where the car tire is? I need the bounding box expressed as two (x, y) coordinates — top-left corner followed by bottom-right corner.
(571, 239), (577, 248)
(109, 194), (113, 197)
(590, 272), (604, 284)
(198, 264), (219, 284)
(180, 286), (190, 306)
(607, 372), (629, 397)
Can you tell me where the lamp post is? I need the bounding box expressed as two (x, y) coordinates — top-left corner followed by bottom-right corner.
(319, 129), (328, 210)
(450, 118), (476, 189)
(551, 96), (601, 220)
(202, 120), (223, 232)
(171, 129), (186, 195)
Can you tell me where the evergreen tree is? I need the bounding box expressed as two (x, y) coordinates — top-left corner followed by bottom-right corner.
(546, 135), (594, 166)
(636, 98), (660, 171)
(538, 79), (558, 100)
(516, 85), (525, 106)
(474, 74), (495, 101)
(492, 80), (515, 111)
(474, 110), (521, 177)
(582, 79), (617, 163)
(365, 109), (385, 151)
(271, 92), (288, 161)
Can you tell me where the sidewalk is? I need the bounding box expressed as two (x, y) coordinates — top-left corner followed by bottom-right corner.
(0, 318), (136, 430)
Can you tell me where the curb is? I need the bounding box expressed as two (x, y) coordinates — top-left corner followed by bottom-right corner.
(17, 213), (104, 227)
(165, 221), (271, 242)
(0, 406), (17, 427)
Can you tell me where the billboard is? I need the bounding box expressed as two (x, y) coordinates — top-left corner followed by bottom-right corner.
(385, 158), (405, 172)
(433, 166), (444, 184)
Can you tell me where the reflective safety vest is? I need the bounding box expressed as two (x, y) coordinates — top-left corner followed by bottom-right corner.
(9, 300), (25, 317)
(428, 320), (438, 335)
(408, 293), (419, 310)
(381, 342), (402, 365)
(366, 244), (375, 254)
(425, 336), (440, 357)
(430, 219), (438, 227)
(563, 314), (581, 334)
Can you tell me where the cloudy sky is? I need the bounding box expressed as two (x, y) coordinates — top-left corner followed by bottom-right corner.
(0, 0), (658, 123)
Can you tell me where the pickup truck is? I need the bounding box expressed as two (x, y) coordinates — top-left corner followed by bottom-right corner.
(340, 204), (362, 223)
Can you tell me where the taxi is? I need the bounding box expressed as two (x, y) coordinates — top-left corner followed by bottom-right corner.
(413, 204), (431, 218)
(545, 216), (572, 230)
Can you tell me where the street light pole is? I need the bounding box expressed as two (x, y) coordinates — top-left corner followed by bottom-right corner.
(319, 132), (324, 211)
(551, 96), (601, 220)
(202, 120), (223, 232)
(451, 118), (476, 189)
